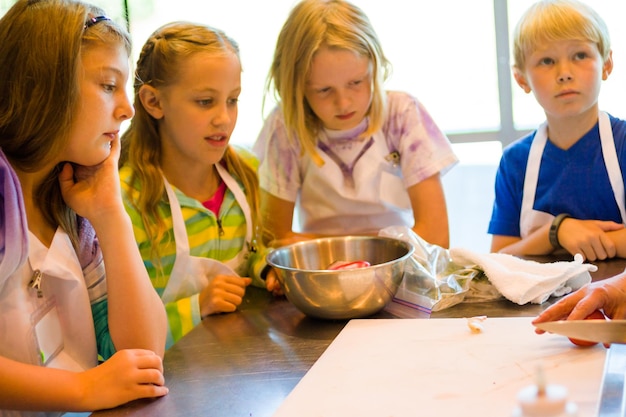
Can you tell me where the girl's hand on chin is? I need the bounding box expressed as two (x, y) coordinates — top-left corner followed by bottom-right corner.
(58, 138), (124, 221)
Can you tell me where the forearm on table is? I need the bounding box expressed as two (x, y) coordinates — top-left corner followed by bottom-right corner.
(0, 357), (84, 412)
(494, 223), (554, 256)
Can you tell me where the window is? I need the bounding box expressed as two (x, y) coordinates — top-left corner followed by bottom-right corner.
(126, 0), (626, 148)
(1, 0), (623, 148)
(125, 0), (501, 146)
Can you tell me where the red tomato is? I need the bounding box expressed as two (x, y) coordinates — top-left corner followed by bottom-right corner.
(569, 310), (606, 347)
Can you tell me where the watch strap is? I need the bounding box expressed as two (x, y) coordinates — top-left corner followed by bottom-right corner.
(549, 213), (571, 249)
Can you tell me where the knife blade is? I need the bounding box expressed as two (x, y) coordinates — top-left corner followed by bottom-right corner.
(533, 320), (626, 344)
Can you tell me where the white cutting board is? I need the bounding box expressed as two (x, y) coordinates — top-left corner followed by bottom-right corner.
(273, 317), (606, 417)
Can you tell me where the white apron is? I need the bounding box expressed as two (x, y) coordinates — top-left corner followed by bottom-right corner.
(0, 229), (99, 417)
(160, 163), (253, 304)
(520, 111), (626, 237)
(298, 129), (413, 235)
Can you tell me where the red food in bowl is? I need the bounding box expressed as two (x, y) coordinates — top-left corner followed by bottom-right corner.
(327, 260), (371, 270)
(569, 310), (606, 347)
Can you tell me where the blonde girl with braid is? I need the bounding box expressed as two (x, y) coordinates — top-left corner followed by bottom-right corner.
(120, 21), (279, 348)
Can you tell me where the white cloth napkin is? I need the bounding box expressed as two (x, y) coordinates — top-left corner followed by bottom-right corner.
(449, 248), (596, 305)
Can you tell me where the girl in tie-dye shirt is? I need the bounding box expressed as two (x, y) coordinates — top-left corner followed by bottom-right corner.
(254, 0), (458, 255)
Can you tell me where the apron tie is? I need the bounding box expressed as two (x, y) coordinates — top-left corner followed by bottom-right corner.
(318, 137), (375, 189)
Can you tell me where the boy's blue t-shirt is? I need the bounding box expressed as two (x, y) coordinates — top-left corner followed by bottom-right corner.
(489, 114), (626, 237)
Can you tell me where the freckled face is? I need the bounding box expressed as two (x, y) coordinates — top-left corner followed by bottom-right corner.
(304, 46), (372, 131)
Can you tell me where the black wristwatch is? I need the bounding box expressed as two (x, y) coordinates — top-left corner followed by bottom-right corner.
(549, 213), (571, 249)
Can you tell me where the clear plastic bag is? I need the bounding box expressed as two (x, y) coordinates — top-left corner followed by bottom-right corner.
(379, 226), (501, 312)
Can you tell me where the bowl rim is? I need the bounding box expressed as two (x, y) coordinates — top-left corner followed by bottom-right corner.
(266, 235), (415, 273)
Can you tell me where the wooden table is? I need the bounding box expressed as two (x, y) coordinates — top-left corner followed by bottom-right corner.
(92, 258), (626, 417)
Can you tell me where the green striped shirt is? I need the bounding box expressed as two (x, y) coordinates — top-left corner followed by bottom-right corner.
(120, 164), (269, 348)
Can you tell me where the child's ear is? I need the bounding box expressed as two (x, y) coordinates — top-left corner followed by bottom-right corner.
(138, 85), (164, 119)
(513, 67), (532, 93)
(602, 50), (613, 81)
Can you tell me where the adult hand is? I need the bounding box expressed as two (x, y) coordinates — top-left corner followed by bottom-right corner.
(199, 275), (251, 317)
(558, 218), (623, 261)
(77, 349), (167, 411)
(533, 271), (626, 332)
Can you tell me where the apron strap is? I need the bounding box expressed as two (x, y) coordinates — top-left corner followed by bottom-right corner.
(599, 111), (626, 223)
(163, 167), (254, 253)
(520, 121), (548, 231)
(520, 111), (626, 236)
(214, 163), (254, 244)
(164, 178), (191, 256)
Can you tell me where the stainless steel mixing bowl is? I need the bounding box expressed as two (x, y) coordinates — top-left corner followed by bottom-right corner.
(266, 236), (414, 319)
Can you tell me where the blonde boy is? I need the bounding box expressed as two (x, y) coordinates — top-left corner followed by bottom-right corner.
(489, 0), (626, 261)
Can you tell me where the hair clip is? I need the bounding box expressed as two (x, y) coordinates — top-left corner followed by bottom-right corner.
(84, 15), (110, 29)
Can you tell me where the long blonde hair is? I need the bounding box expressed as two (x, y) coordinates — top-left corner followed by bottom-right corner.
(265, 0), (391, 165)
(513, 0), (611, 71)
(0, 0), (130, 248)
(120, 21), (262, 261)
